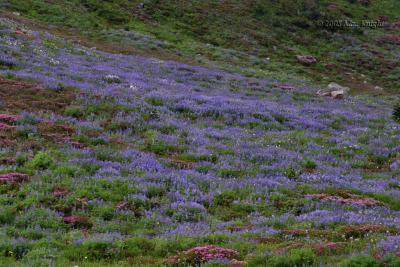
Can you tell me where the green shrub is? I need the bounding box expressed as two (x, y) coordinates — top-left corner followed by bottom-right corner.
(64, 106), (84, 118)
(214, 191), (237, 206)
(16, 153), (29, 166)
(0, 207), (15, 224)
(15, 208), (64, 230)
(284, 167), (299, 179)
(53, 164), (80, 177)
(290, 249), (316, 266)
(303, 160), (317, 169)
(93, 206), (115, 221)
(380, 254), (400, 266)
(146, 186), (165, 199)
(124, 237), (155, 257)
(249, 254), (270, 267)
(146, 97), (164, 106)
(83, 240), (116, 261)
(28, 152), (53, 170)
(269, 249), (316, 267)
(22, 248), (57, 267)
(339, 255), (378, 267)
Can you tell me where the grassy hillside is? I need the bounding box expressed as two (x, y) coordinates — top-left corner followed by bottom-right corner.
(2, 0), (400, 92)
(0, 1), (400, 266)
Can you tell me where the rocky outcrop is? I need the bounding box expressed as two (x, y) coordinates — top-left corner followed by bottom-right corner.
(317, 82), (350, 99)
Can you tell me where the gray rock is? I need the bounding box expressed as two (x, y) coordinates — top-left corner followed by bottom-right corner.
(103, 74), (122, 83)
(317, 82), (350, 99)
(296, 55), (317, 65)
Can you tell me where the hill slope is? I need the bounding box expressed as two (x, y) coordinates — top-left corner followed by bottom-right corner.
(2, 0), (400, 92)
(0, 14), (400, 265)
(0, 2), (400, 266)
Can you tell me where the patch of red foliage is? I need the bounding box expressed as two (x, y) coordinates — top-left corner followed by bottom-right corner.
(281, 229), (334, 238)
(166, 245), (240, 266)
(0, 114), (19, 123)
(0, 157), (16, 165)
(116, 201), (129, 210)
(377, 35), (400, 45)
(341, 224), (393, 238)
(63, 215), (91, 228)
(0, 123), (16, 131)
(0, 76), (75, 113)
(52, 187), (70, 197)
(311, 242), (345, 256)
(0, 172), (29, 183)
(305, 193), (382, 207)
(38, 121), (86, 148)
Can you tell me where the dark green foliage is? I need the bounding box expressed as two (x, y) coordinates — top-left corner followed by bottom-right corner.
(146, 97), (164, 106)
(64, 106), (84, 118)
(339, 255), (378, 267)
(284, 167), (299, 179)
(28, 152), (53, 170)
(393, 102), (400, 122)
(248, 254), (270, 267)
(303, 160), (318, 169)
(269, 249), (316, 267)
(0, 207), (15, 224)
(214, 191), (236, 206)
(124, 237), (156, 257)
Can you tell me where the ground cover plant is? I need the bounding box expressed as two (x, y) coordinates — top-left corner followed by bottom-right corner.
(0, 3), (399, 267)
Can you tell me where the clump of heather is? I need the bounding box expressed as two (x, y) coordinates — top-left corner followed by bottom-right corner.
(166, 245), (240, 266)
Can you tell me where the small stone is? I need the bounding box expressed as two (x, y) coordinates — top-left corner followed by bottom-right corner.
(327, 82), (350, 93)
(279, 85), (296, 91)
(327, 3), (339, 11)
(317, 82), (350, 99)
(103, 74), (122, 83)
(331, 90), (344, 99)
(296, 55), (317, 66)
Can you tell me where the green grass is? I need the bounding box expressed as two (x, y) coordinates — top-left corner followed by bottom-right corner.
(3, 0), (400, 92)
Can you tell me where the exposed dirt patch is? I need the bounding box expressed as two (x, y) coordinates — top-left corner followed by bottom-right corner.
(0, 76), (78, 157)
(0, 76), (75, 114)
(341, 224), (397, 238)
(305, 193), (383, 207)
